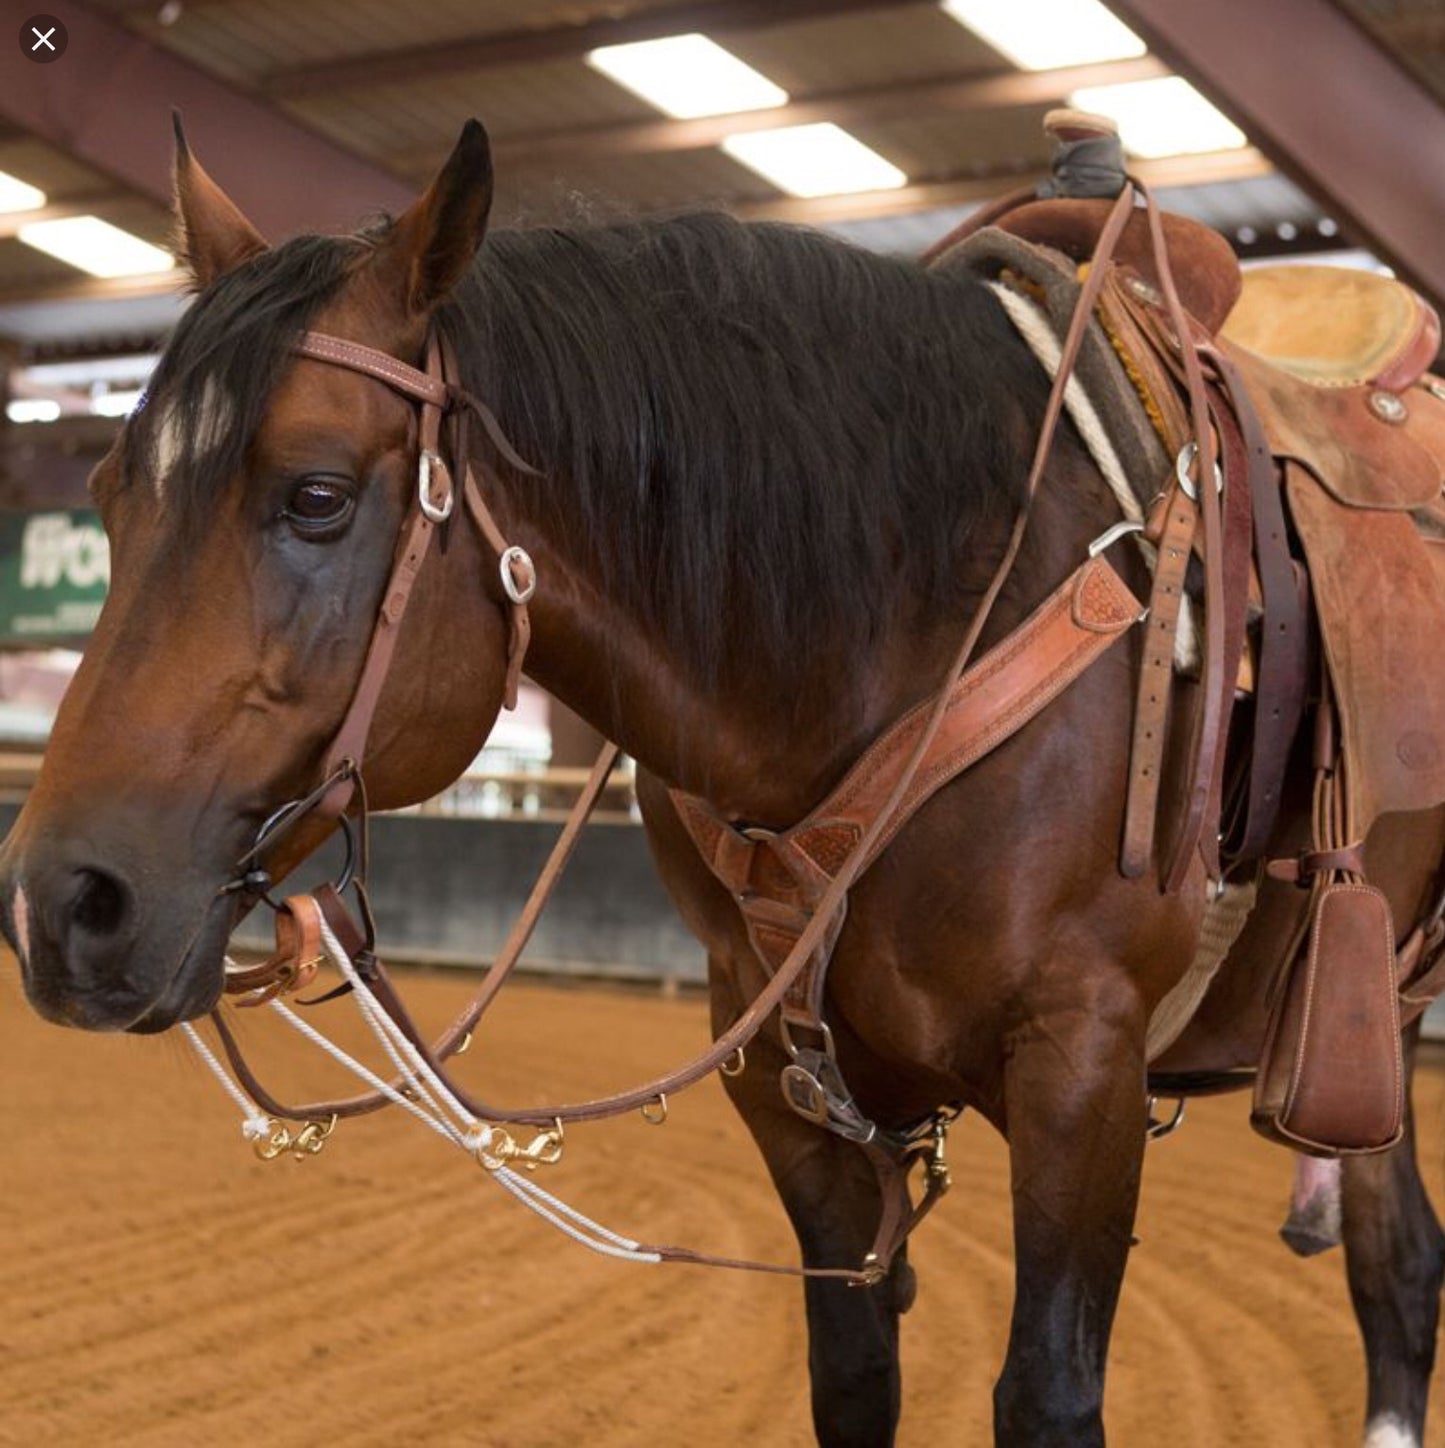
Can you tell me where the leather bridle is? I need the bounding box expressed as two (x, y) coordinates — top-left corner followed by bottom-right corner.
(221, 329), (535, 898)
(295, 330), (537, 822)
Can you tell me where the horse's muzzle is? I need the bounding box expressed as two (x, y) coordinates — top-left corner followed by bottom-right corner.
(0, 833), (229, 1032)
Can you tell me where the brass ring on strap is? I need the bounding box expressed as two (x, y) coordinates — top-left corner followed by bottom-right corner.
(640, 1094), (668, 1126)
(499, 545), (537, 604)
(1175, 441), (1223, 503)
(719, 1046), (746, 1078)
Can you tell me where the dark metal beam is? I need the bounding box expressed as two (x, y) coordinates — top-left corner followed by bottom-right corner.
(1103, 0), (1445, 309)
(0, 0), (415, 238)
(483, 56), (1168, 170)
(266, 0), (925, 98)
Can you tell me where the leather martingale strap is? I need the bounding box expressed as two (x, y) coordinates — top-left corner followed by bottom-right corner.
(675, 552), (1144, 1050)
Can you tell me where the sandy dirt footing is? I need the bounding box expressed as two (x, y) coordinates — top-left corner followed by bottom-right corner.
(1, 961), (1442, 1446)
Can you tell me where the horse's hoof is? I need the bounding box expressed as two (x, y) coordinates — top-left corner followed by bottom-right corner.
(1279, 1214), (1342, 1257)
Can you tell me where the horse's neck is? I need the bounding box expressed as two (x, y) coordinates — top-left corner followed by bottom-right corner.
(500, 469), (1108, 826)
(513, 532), (873, 821)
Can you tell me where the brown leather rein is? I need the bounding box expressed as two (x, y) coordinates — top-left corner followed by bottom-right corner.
(207, 181), (1189, 1284)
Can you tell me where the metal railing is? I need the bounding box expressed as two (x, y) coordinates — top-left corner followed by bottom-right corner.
(0, 748), (641, 822)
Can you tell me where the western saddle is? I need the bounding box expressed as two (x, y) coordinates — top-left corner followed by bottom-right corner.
(952, 112), (1445, 1156)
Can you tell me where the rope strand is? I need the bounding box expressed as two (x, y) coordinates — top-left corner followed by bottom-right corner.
(185, 927), (663, 1266)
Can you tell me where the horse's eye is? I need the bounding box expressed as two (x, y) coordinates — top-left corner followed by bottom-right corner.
(284, 477), (355, 534)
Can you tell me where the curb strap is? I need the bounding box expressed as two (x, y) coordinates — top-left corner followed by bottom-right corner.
(223, 894), (325, 1005)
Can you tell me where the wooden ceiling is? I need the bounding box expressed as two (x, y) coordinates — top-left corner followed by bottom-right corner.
(0, 0), (1440, 353)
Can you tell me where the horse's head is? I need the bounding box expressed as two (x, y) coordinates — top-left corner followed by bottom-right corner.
(0, 121), (516, 1032)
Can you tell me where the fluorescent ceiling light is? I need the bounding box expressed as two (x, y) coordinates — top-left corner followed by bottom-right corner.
(722, 124), (907, 198)
(24, 353), (159, 389)
(89, 389), (146, 418)
(6, 400), (61, 424)
(941, 0), (1144, 71)
(0, 171), (46, 214)
(587, 33), (787, 119)
(1069, 76), (1246, 157)
(16, 217), (175, 278)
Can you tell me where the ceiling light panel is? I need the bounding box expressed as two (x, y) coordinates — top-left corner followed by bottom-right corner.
(0, 171), (46, 214)
(16, 217), (175, 279)
(722, 124), (908, 198)
(6, 400), (61, 424)
(89, 389), (146, 418)
(1069, 76), (1247, 157)
(587, 33), (788, 119)
(941, 0), (1145, 71)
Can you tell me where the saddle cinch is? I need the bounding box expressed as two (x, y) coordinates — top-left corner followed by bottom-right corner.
(961, 131), (1445, 1156)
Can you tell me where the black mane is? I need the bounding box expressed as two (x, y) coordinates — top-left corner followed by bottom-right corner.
(446, 215), (1045, 686)
(131, 211), (1045, 684)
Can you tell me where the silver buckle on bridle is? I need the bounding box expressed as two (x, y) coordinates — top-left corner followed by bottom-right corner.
(418, 449), (454, 523)
(499, 545), (537, 604)
(1175, 440), (1223, 503)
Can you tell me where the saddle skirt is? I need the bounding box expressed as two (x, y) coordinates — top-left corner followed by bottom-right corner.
(1220, 311), (1445, 836)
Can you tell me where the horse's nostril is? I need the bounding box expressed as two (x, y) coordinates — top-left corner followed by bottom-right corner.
(67, 867), (131, 937)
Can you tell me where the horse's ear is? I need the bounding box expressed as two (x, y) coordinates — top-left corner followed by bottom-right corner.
(171, 113), (267, 290)
(376, 119), (493, 317)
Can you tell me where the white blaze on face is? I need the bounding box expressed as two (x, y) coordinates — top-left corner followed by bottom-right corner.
(153, 377), (234, 502)
(1364, 1415), (1419, 1448)
(12, 883), (28, 967)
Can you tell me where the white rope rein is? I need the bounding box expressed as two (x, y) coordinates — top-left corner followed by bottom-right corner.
(187, 923), (661, 1266)
(181, 1021), (274, 1142)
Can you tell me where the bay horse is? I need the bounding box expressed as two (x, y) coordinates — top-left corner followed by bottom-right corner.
(1, 120), (1442, 1447)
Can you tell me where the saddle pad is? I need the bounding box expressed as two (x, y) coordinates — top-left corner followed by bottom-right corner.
(1286, 465), (1445, 831)
(1227, 341), (1445, 511)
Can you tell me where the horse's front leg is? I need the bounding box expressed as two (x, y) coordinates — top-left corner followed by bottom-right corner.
(995, 981), (1148, 1447)
(1341, 1035), (1445, 1448)
(723, 1030), (914, 1448)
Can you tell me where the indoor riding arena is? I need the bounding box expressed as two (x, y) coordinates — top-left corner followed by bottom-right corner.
(1, 4), (1444, 1446)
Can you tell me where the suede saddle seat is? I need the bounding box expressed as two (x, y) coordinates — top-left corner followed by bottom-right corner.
(1223, 263), (1441, 393)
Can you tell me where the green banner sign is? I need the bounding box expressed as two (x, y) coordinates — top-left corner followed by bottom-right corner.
(0, 510), (109, 646)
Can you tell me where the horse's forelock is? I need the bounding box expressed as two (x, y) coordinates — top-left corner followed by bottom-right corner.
(125, 232), (362, 519)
